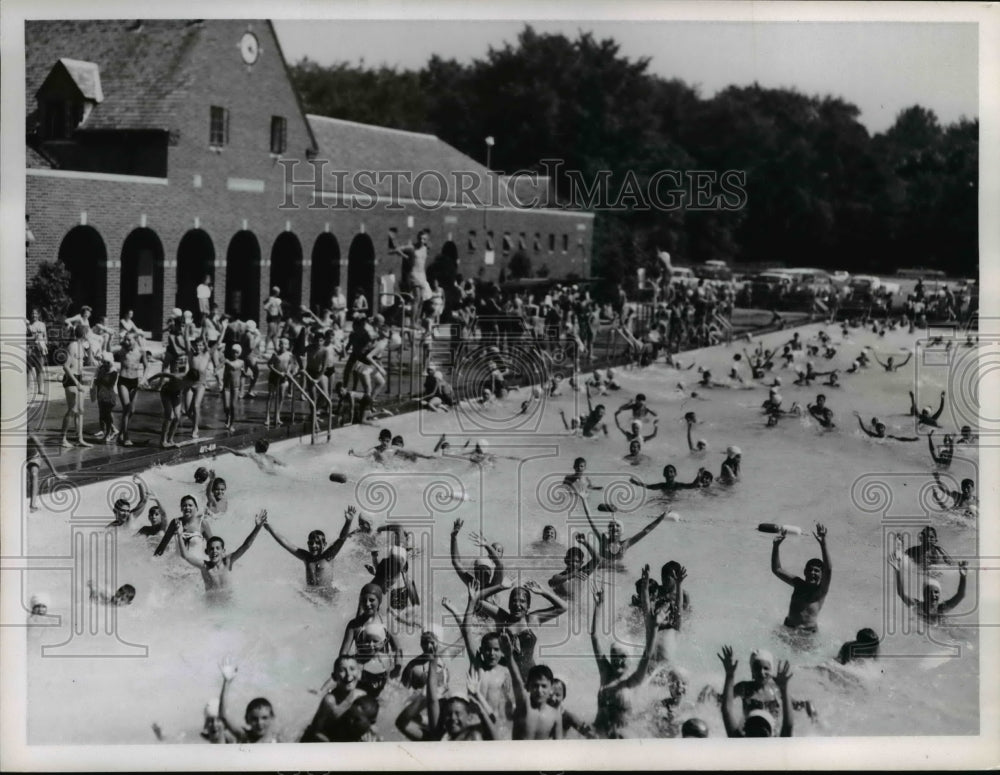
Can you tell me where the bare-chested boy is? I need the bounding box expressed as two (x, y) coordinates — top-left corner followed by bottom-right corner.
(499, 631), (562, 740)
(264, 506), (357, 591)
(176, 510), (267, 600)
(771, 523), (832, 632)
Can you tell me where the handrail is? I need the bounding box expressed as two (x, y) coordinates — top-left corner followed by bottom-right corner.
(284, 373), (320, 445)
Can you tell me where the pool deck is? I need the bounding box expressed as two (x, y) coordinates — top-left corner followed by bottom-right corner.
(24, 309), (811, 487)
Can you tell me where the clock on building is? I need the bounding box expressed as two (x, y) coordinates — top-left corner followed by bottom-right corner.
(239, 32), (260, 65)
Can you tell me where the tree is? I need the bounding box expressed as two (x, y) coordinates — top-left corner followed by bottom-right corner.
(27, 260), (73, 324)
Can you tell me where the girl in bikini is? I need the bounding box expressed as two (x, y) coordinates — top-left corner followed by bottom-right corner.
(338, 583), (402, 697)
(477, 579), (567, 678)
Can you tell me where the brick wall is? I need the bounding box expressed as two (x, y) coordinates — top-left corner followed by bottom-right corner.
(26, 20), (594, 337)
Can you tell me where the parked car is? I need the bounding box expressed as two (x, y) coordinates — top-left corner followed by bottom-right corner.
(693, 260), (733, 281)
(669, 266), (698, 288)
(749, 271), (793, 308)
(781, 268), (834, 308)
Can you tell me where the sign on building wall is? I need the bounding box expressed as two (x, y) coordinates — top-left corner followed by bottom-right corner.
(484, 249), (495, 266)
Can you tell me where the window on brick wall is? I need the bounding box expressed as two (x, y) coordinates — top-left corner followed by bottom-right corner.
(562, 234), (569, 253)
(548, 233), (555, 252)
(270, 115), (287, 154)
(210, 106), (229, 146)
(467, 230), (477, 253)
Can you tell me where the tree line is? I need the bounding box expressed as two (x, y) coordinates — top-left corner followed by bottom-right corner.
(290, 26), (978, 285)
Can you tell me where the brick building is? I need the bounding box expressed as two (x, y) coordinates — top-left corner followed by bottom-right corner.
(26, 19), (594, 338)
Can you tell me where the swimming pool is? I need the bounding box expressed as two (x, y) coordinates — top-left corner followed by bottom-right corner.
(24, 322), (980, 742)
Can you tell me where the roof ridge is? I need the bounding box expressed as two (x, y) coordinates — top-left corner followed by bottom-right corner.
(306, 113), (438, 142)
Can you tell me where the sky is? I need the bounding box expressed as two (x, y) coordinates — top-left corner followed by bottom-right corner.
(273, 19), (978, 134)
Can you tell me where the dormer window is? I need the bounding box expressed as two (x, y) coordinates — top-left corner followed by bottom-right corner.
(36, 58), (102, 140)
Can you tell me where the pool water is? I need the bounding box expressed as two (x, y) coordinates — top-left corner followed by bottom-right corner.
(25, 322), (980, 742)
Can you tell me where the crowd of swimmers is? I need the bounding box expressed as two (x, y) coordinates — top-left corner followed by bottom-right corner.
(27, 301), (979, 744)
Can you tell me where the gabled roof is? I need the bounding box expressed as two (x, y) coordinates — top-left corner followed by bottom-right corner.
(308, 114), (549, 209)
(26, 20), (202, 132)
(43, 58), (104, 102)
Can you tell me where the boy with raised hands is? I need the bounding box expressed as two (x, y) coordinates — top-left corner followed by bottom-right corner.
(441, 578), (514, 725)
(499, 630), (562, 740)
(263, 506), (357, 592)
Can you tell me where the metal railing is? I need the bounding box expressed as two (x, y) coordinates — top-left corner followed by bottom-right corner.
(285, 373), (332, 445)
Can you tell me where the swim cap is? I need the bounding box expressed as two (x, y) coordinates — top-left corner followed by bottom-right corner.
(750, 649), (774, 668)
(231, 344), (242, 354)
(473, 557), (495, 572)
(388, 546), (408, 567)
(697, 439), (708, 448)
(923, 406), (933, 415)
(183, 310), (193, 320)
(726, 445), (741, 456)
(746, 709), (774, 732)
(204, 698), (220, 718)
(30, 593), (51, 609)
(171, 307), (183, 318)
(246, 320), (257, 330)
(924, 578), (942, 593)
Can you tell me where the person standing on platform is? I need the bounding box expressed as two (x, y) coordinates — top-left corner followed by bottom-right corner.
(196, 275), (213, 324)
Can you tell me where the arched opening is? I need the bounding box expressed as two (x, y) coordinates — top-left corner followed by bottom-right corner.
(120, 228), (165, 334)
(58, 225), (107, 319)
(309, 232), (341, 312)
(269, 232), (304, 310)
(224, 231), (261, 321)
(428, 240), (459, 289)
(347, 233), (376, 311)
(175, 229), (215, 320)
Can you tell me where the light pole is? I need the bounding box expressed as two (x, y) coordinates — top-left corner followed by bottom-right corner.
(483, 136), (494, 230)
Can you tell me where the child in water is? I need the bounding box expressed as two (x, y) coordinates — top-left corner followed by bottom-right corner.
(217, 656), (283, 743)
(771, 523), (832, 633)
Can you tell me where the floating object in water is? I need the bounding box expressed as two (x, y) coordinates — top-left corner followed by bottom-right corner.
(449, 488), (471, 502)
(328, 472), (348, 484)
(757, 523), (803, 536)
(665, 511), (680, 522)
(153, 519), (180, 556)
(733, 354), (742, 361)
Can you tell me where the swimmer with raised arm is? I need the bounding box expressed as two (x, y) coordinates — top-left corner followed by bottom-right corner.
(889, 552), (968, 625)
(616, 393), (658, 421)
(579, 494), (667, 566)
(685, 413), (708, 455)
(908, 390), (946, 428)
(630, 464), (708, 492)
(931, 473), (976, 511)
(854, 413), (918, 442)
(441, 580), (515, 723)
(591, 569), (657, 738)
(904, 526), (954, 570)
(874, 351), (912, 372)
(499, 631), (562, 740)
(559, 385), (610, 437)
(771, 523), (832, 632)
(926, 430), (954, 467)
(614, 415), (658, 447)
(264, 506), (357, 589)
(177, 510), (267, 599)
